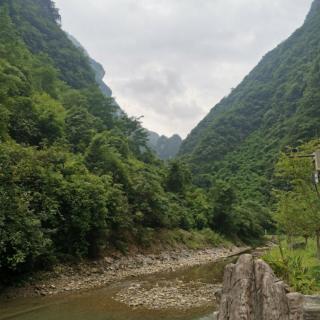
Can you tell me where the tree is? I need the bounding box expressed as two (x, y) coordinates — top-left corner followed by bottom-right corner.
(116, 115), (149, 158)
(85, 132), (129, 187)
(166, 161), (191, 195)
(127, 163), (171, 229)
(0, 105), (9, 140)
(83, 87), (116, 129)
(32, 58), (59, 98)
(233, 201), (271, 243)
(0, 189), (52, 277)
(56, 172), (110, 258)
(209, 180), (237, 235)
(185, 188), (210, 229)
(274, 140), (320, 257)
(8, 97), (41, 145)
(33, 93), (65, 144)
(274, 191), (314, 245)
(65, 106), (96, 153)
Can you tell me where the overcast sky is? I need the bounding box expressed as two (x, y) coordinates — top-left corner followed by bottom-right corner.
(55, 0), (313, 138)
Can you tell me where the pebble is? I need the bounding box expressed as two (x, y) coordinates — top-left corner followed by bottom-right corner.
(3, 246), (249, 300)
(114, 279), (222, 310)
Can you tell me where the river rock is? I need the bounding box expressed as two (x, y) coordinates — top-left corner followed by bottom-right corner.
(114, 280), (220, 310)
(217, 254), (303, 320)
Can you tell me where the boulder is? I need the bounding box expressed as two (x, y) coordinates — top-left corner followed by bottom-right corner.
(216, 254), (303, 320)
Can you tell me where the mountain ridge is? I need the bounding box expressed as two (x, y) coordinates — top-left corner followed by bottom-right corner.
(66, 33), (113, 98)
(66, 33), (181, 159)
(147, 131), (182, 160)
(179, 0), (320, 205)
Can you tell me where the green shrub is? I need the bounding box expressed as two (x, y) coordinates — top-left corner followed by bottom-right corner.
(263, 239), (319, 294)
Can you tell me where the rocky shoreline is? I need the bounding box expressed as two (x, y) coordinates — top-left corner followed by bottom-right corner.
(115, 280), (222, 310)
(1, 246), (249, 301)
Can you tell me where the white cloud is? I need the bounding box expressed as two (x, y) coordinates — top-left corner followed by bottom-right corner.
(54, 0), (313, 137)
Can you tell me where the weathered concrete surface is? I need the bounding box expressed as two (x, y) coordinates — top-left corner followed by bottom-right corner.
(216, 254), (304, 320)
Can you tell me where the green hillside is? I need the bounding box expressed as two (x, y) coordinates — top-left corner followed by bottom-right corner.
(0, 0), (234, 281)
(4, 0), (313, 282)
(179, 0), (320, 207)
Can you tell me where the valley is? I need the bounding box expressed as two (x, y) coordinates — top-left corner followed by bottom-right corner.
(1, 0), (320, 319)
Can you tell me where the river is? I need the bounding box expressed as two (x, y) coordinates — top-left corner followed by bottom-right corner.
(0, 257), (235, 320)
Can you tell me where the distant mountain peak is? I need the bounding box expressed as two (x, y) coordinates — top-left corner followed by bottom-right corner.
(147, 131), (182, 160)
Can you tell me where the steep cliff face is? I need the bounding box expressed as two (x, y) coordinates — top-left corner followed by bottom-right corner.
(179, 0), (320, 205)
(67, 34), (113, 97)
(4, 0), (97, 89)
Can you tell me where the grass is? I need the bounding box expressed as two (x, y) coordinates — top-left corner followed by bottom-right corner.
(263, 237), (320, 294)
(163, 228), (231, 249)
(136, 228), (231, 251)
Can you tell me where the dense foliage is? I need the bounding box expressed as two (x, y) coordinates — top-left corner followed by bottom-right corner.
(179, 0), (320, 213)
(263, 139), (320, 294)
(0, 0), (266, 282)
(273, 139), (320, 257)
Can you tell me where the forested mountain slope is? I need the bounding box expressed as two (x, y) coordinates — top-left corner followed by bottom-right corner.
(0, 0), (278, 283)
(67, 33), (113, 98)
(67, 33), (180, 158)
(0, 0), (216, 280)
(179, 0), (320, 206)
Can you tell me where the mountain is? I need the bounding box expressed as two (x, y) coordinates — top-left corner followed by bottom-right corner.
(68, 34), (182, 160)
(67, 34), (113, 97)
(67, 34), (181, 157)
(179, 0), (320, 206)
(3, 0), (257, 281)
(147, 131), (182, 160)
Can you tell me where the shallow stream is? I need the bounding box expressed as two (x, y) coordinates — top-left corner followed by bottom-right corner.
(0, 257), (236, 320)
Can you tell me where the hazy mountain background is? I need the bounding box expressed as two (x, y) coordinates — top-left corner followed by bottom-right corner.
(147, 131), (182, 160)
(67, 33), (181, 159)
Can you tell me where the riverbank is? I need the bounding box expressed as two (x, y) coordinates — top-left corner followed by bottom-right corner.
(0, 246), (249, 301)
(115, 279), (222, 310)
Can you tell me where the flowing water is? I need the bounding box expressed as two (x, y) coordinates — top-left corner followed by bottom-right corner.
(0, 257), (235, 320)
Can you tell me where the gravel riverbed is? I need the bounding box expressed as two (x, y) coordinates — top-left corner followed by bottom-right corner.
(115, 280), (222, 310)
(1, 246), (249, 301)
